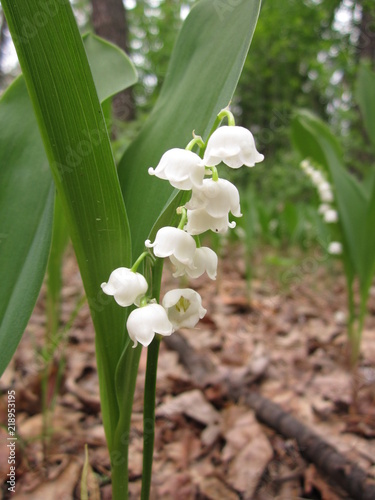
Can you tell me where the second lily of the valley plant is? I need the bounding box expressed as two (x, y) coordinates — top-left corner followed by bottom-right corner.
(102, 107), (264, 348)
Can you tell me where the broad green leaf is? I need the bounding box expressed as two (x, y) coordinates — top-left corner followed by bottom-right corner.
(0, 77), (54, 376)
(363, 176), (375, 294)
(292, 110), (375, 293)
(1, 0), (134, 452)
(0, 31), (137, 383)
(46, 35), (137, 336)
(83, 33), (137, 103)
(118, 0), (263, 257)
(46, 195), (70, 336)
(355, 63), (375, 151)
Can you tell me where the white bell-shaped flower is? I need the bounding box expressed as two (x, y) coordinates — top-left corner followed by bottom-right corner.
(127, 303), (173, 348)
(318, 182), (334, 203)
(319, 189), (334, 203)
(185, 208), (236, 235)
(318, 203), (331, 215)
(162, 288), (207, 330)
(145, 227), (196, 264)
(203, 126), (264, 168)
(310, 170), (325, 185)
(300, 161), (314, 176)
(328, 242), (343, 255)
(185, 178), (242, 218)
(101, 268), (148, 307)
(148, 148), (205, 190)
(170, 246), (218, 280)
(300, 159), (311, 171)
(317, 181), (331, 192)
(324, 209), (338, 223)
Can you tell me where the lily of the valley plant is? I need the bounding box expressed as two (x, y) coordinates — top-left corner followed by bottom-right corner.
(99, 108), (263, 495)
(293, 63), (375, 373)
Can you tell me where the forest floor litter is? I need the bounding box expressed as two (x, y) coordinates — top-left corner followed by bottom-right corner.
(1, 243), (374, 499)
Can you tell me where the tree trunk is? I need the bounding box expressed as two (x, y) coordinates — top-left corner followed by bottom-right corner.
(357, 0), (375, 67)
(91, 0), (135, 121)
(0, 11), (8, 75)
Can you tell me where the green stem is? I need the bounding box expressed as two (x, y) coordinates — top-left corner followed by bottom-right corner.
(206, 166), (219, 181)
(131, 251), (153, 273)
(194, 235), (201, 248)
(140, 258), (164, 499)
(177, 207), (188, 230)
(346, 276), (360, 368)
(111, 258), (164, 499)
(112, 342), (142, 500)
(41, 359), (50, 473)
(141, 336), (161, 500)
(217, 107), (235, 126)
(185, 134), (205, 151)
(350, 293), (368, 367)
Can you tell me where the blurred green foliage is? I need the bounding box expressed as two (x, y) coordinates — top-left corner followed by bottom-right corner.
(120, 0), (374, 251)
(2, 0), (372, 250)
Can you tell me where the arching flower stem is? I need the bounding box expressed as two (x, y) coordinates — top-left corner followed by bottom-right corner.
(217, 107), (235, 126)
(185, 132), (205, 152)
(205, 165), (219, 181)
(131, 251), (155, 273)
(177, 206), (188, 230)
(140, 296), (149, 308)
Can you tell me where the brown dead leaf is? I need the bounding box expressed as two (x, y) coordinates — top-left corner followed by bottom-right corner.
(0, 428), (14, 482)
(201, 424), (221, 448)
(163, 429), (201, 469)
(156, 471), (196, 499)
(13, 459), (81, 499)
(228, 438), (273, 498)
(304, 464), (342, 500)
(221, 409), (273, 497)
(310, 371), (352, 406)
(64, 351), (100, 413)
(197, 476), (238, 500)
(361, 329), (375, 366)
(156, 389), (221, 426)
(0, 358), (15, 391)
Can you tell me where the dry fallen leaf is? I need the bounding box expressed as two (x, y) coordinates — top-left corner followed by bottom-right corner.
(221, 409), (273, 497)
(156, 389), (221, 426)
(13, 459), (82, 499)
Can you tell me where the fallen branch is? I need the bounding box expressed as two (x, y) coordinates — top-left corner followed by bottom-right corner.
(164, 333), (375, 500)
(244, 391), (375, 500)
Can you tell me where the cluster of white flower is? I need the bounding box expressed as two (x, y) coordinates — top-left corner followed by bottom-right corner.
(101, 109), (264, 348)
(149, 125), (263, 234)
(300, 159), (342, 255)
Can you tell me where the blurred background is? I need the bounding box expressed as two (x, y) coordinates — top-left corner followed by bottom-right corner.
(1, 0), (374, 273)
